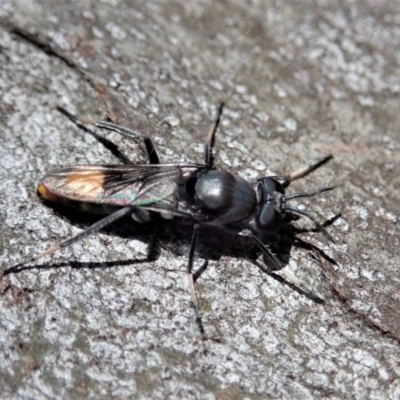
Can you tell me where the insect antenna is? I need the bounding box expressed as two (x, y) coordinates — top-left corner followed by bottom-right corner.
(204, 102), (224, 167)
(286, 186), (335, 200)
(288, 155), (333, 183)
(267, 155), (333, 188)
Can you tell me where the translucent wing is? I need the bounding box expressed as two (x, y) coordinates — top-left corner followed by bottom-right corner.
(38, 163), (207, 217)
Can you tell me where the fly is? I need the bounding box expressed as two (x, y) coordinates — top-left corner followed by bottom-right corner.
(4, 103), (335, 336)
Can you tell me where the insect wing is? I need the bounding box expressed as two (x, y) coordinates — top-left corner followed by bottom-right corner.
(39, 163), (205, 213)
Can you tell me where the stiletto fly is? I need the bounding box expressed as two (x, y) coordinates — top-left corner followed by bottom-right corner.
(4, 103), (335, 336)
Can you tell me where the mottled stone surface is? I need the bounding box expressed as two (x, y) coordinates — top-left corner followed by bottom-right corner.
(1, 1), (399, 399)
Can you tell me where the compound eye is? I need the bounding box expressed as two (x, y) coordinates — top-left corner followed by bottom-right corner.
(257, 203), (284, 234)
(261, 178), (285, 195)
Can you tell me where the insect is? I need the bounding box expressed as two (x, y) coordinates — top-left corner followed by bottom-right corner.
(5, 103), (335, 336)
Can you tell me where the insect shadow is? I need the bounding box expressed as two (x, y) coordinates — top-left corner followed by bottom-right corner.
(4, 200), (338, 301)
(4, 104), (338, 337)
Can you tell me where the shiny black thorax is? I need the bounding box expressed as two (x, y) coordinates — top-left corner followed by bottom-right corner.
(180, 169), (287, 236)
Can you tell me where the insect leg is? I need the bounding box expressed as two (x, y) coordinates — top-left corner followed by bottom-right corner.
(187, 223), (206, 337)
(270, 155), (333, 188)
(57, 107), (133, 165)
(252, 235), (282, 271)
(5, 206), (135, 273)
(57, 107), (160, 164)
(252, 235), (324, 303)
(204, 103), (224, 167)
(84, 120), (160, 165)
(285, 205), (335, 243)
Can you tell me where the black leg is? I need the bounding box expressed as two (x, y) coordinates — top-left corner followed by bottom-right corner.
(285, 205), (335, 243)
(187, 224), (206, 338)
(204, 103), (224, 167)
(57, 106), (132, 164)
(90, 120), (160, 164)
(4, 206), (135, 273)
(252, 235), (324, 303)
(57, 106), (160, 164)
(252, 235), (282, 271)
